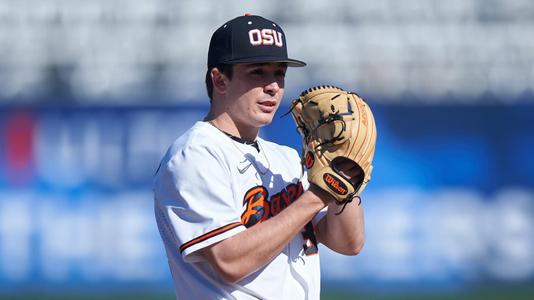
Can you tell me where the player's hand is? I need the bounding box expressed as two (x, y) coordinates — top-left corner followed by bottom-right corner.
(308, 183), (336, 205)
(333, 157), (365, 187)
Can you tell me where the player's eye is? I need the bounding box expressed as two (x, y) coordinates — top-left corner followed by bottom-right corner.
(249, 68), (265, 76)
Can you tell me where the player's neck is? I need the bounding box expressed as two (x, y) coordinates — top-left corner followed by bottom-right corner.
(204, 113), (259, 142)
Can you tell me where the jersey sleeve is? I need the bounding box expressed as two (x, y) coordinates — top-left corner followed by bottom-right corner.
(154, 143), (246, 262)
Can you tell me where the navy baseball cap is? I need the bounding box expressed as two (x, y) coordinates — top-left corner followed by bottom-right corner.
(207, 14), (306, 68)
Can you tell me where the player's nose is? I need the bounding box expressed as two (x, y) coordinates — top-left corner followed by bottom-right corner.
(264, 80), (281, 96)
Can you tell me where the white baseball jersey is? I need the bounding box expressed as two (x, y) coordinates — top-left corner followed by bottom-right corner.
(154, 121), (326, 300)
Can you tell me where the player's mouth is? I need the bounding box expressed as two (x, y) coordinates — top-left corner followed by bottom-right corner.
(258, 100), (277, 113)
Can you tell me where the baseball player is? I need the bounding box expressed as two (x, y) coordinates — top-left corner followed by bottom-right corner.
(154, 14), (374, 299)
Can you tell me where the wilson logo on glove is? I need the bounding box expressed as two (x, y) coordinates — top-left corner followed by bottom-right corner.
(323, 173), (348, 195)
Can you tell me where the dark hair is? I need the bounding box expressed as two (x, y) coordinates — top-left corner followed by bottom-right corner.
(205, 64), (234, 101)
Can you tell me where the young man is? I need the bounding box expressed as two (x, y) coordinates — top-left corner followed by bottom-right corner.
(154, 14), (365, 299)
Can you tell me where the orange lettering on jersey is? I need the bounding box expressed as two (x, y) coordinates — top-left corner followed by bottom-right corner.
(280, 189), (291, 207)
(287, 183), (298, 200)
(240, 181), (318, 255)
(241, 181), (304, 227)
(270, 193), (282, 217)
(241, 186), (270, 228)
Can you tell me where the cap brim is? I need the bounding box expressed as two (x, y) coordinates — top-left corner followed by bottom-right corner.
(223, 57), (306, 67)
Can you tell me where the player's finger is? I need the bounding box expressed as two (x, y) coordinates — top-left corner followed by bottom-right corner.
(332, 158), (364, 187)
(333, 159), (359, 179)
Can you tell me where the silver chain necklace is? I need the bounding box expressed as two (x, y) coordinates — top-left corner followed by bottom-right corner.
(208, 121), (271, 175)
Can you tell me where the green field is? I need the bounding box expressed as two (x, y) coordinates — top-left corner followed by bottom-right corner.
(2, 286), (534, 300)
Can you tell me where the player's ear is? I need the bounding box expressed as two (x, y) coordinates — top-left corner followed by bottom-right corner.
(211, 68), (228, 95)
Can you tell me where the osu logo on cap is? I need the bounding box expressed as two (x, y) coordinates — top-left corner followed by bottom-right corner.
(248, 29), (283, 47)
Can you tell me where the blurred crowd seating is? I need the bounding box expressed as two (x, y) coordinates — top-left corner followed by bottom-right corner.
(0, 0), (533, 104)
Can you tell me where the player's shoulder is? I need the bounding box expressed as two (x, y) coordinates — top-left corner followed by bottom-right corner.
(170, 121), (220, 153)
(163, 121), (227, 166)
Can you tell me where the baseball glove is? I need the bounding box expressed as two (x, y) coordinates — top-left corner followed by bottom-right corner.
(290, 85), (377, 210)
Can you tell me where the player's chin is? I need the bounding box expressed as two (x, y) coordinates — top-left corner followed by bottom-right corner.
(254, 112), (276, 127)
(257, 116), (275, 127)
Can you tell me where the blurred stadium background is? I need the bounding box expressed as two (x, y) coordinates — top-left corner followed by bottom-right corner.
(1, 0), (534, 299)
